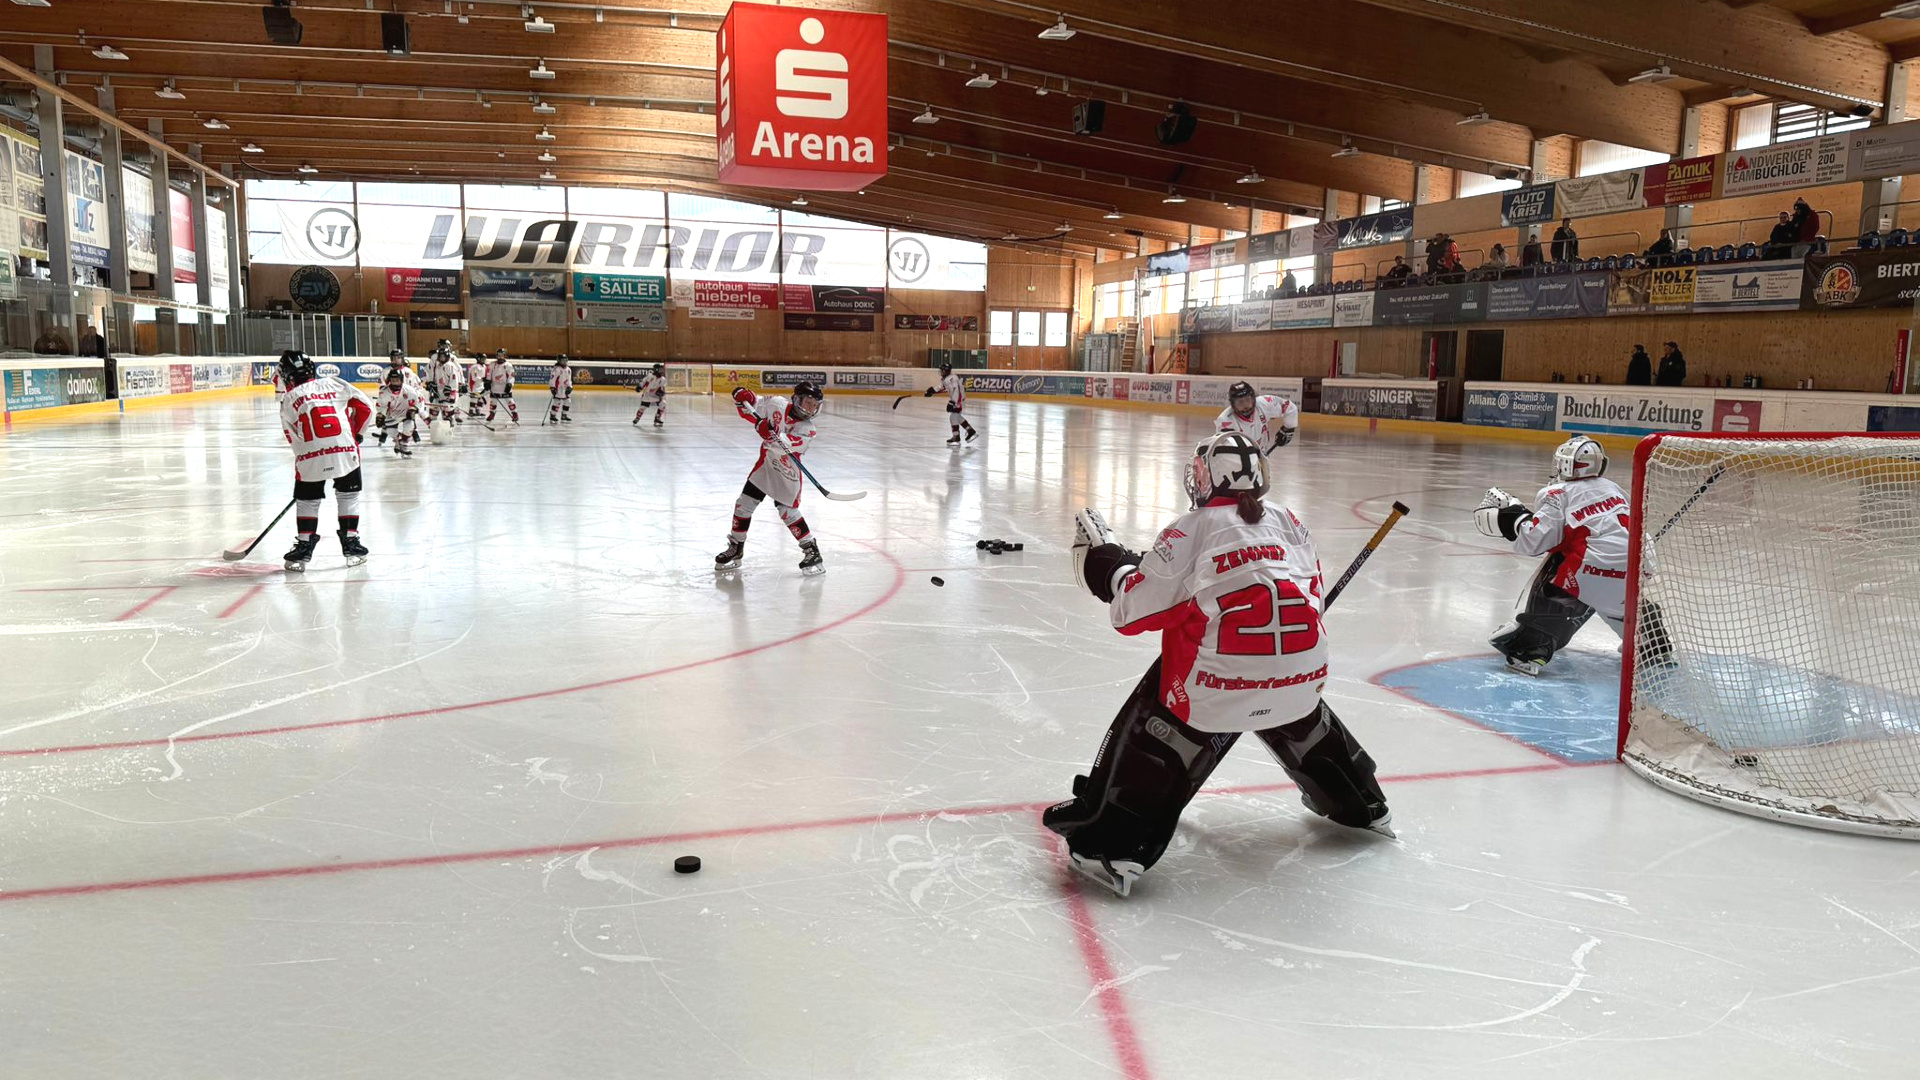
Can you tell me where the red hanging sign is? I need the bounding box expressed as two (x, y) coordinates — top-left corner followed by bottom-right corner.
(715, 3), (888, 192)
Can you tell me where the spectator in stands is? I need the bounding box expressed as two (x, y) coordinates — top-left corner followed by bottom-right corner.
(1551, 217), (1579, 262)
(33, 324), (73, 355)
(1644, 228), (1675, 266)
(1424, 233), (1446, 275)
(1626, 344), (1652, 386)
(1383, 255), (1414, 284)
(1764, 211), (1799, 259)
(77, 320), (107, 359)
(1520, 230), (1545, 268)
(1656, 341), (1688, 387)
(1792, 197), (1820, 244)
(1483, 243), (1510, 271)
(1280, 269), (1298, 297)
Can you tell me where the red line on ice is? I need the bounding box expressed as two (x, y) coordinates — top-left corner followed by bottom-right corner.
(112, 586), (178, 621)
(1053, 830), (1155, 1080)
(2, 546), (907, 759)
(216, 584), (266, 619)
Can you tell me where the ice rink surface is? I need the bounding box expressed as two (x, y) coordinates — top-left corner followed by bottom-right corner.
(2, 389), (1914, 1079)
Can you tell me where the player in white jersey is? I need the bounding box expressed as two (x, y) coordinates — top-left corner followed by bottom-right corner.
(1476, 436), (1653, 676)
(276, 351), (374, 571)
(386, 348), (425, 394)
(427, 348), (464, 425)
(1046, 431), (1392, 896)
(373, 368), (427, 457)
(921, 363), (978, 445)
(485, 348), (519, 424)
(546, 355), (573, 424)
(714, 382), (826, 576)
(466, 356), (488, 417)
(1216, 381), (1299, 453)
(632, 363), (668, 427)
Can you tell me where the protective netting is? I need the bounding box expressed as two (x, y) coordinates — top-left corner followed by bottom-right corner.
(665, 364), (713, 395)
(1625, 435), (1920, 836)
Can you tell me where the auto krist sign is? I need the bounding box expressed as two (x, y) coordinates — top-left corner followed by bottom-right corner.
(716, 3), (887, 191)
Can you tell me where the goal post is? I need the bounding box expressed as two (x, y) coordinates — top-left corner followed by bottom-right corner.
(1619, 432), (1920, 837)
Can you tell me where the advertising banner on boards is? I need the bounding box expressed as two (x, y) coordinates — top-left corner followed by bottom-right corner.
(1692, 260), (1803, 312)
(1554, 170), (1645, 216)
(1464, 387), (1559, 430)
(1486, 273), (1609, 320)
(1321, 382), (1440, 420)
(1802, 248), (1920, 309)
(1643, 155), (1718, 207)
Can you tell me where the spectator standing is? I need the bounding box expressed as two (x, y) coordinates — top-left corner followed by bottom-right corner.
(1520, 231), (1544, 268)
(1383, 256), (1414, 284)
(1280, 269), (1298, 297)
(1764, 212), (1799, 259)
(1424, 233), (1445, 275)
(1551, 217), (1580, 262)
(1655, 341), (1687, 387)
(1792, 198), (1820, 243)
(77, 321), (107, 359)
(1626, 344), (1652, 386)
(1644, 229), (1675, 266)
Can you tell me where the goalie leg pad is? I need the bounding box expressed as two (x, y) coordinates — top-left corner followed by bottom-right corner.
(1043, 660), (1240, 873)
(1252, 701), (1390, 832)
(1490, 559), (1594, 664)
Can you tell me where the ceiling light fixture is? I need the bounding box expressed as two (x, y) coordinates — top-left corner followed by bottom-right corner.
(1103, 208), (1123, 220)
(1237, 169), (1264, 185)
(156, 81), (186, 100)
(965, 72), (997, 89)
(91, 43), (131, 61)
(537, 150), (556, 162)
(525, 15), (555, 32)
(534, 126), (556, 141)
(1331, 143), (1360, 158)
(241, 142), (265, 154)
(539, 169), (557, 180)
(912, 105), (938, 124)
(791, 195), (809, 206)
(1456, 110), (1492, 127)
(1886, 1), (1920, 17)
(1162, 189), (1186, 204)
(529, 60), (556, 80)
(1627, 64), (1675, 84)
(532, 99), (556, 114)
(9, 0), (54, 8)
(1002, 230), (1021, 240)
(1037, 15), (1075, 40)
(296, 163), (318, 174)
(202, 116), (229, 130)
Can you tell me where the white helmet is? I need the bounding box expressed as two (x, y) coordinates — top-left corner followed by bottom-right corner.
(1552, 436), (1607, 481)
(1186, 431), (1269, 508)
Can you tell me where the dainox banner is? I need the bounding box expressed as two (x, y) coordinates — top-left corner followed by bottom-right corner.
(715, 3), (888, 190)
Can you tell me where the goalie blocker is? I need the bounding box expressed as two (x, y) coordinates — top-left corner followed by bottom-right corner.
(1050, 433), (1392, 897)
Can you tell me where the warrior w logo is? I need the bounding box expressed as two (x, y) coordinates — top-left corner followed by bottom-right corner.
(306, 207), (361, 260)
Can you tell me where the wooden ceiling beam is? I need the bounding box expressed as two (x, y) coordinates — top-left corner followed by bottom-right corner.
(1353, 0), (1887, 115)
(1803, 2), (1902, 36)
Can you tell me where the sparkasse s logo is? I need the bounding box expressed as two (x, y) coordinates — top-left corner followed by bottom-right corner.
(715, 3), (887, 192)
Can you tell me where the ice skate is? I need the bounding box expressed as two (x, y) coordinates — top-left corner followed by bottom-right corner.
(946, 434), (962, 446)
(1505, 655), (1547, 677)
(283, 534), (321, 572)
(715, 538), (745, 572)
(652, 417), (663, 428)
(1067, 852), (1143, 898)
(964, 428), (979, 443)
(394, 440), (412, 457)
(338, 529), (369, 567)
(797, 539), (825, 576)
(562, 413), (572, 423)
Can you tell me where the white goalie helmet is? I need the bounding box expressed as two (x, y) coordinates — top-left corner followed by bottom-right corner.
(1186, 431), (1270, 508)
(1552, 436), (1608, 481)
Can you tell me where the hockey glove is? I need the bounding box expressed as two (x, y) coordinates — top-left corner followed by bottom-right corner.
(1474, 487), (1532, 541)
(732, 386), (755, 406)
(1275, 427), (1296, 448)
(1071, 508), (1139, 602)
(924, 387), (937, 397)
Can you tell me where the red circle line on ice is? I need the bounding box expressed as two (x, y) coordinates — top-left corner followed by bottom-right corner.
(2, 543), (907, 760)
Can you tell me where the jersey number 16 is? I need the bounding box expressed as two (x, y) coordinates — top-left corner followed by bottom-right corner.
(296, 404), (343, 442)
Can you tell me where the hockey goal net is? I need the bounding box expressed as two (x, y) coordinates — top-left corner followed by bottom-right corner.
(1620, 433), (1920, 837)
(663, 363), (713, 395)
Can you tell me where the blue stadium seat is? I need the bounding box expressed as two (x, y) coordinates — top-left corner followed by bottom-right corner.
(1697, 246), (1717, 264)
(1860, 231), (1884, 250)
(1717, 244), (1737, 262)
(1602, 255), (1619, 270)
(1618, 253), (1637, 270)
(1891, 228), (1911, 248)
(1738, 241), (1760, 261)
(1675, 247), (1696, 265)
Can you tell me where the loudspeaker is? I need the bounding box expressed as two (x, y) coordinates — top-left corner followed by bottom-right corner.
(1851, 103), (1876, 118)
(381, 13), (411, 55)
(1072, 100), (1105, 136)
(1155, 103), (1196, 146)
(261, 4), (304, 46)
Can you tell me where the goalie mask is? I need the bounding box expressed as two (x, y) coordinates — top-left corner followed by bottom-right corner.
(1185, 431), (1269, 508)
(1228, 381), (1257, 419)
(789, 381), (824, 420)
(1551, 436), (1607, 481)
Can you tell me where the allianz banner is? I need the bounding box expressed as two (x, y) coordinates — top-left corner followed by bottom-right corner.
(1486, 273), (1608, 320)
(1802, 248), (1920, 309)
(1499, 184), (1556, 226)
(1464, 388), (1558, 431)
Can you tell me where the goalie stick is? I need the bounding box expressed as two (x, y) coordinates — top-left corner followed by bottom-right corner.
(796, 458), (867, 502)
(222, 499), (296, 561)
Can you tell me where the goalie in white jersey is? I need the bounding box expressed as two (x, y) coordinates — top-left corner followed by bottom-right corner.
(921, 363), (978, 445)
(276, 351), (374, 571)
(632, 363), (668, 427)
(1045, 431), (1392, 896)
(1216, 381), (1298, 452)
(1475, 436), (1663, 676)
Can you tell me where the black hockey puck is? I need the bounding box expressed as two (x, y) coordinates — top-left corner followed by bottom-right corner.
(1005, 542), (1024, 552)
(674, 855), (702, 874)
(930, 576), (945, 587)
(976, 539), (991, 550)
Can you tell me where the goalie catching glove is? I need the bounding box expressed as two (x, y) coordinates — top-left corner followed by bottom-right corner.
(1474, 487), (1532, 541)
(1070, 508), (1144, 603)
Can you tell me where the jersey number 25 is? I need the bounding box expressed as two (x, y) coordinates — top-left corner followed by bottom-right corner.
(1216, 581), (1321, 656)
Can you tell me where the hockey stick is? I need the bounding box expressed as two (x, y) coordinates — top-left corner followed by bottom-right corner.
(890, 394), (914, 410)
(796, 458), (867, 502)
(223, 498), (296, 561)
(1322, 501), (1410, 610)
(1650, 465), (1726, 543)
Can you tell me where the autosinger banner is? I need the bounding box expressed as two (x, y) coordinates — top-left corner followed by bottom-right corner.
(1321, 381), (1440, 421)
(714, 3), (888, 190)
(1802, 248), (1920, 309)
